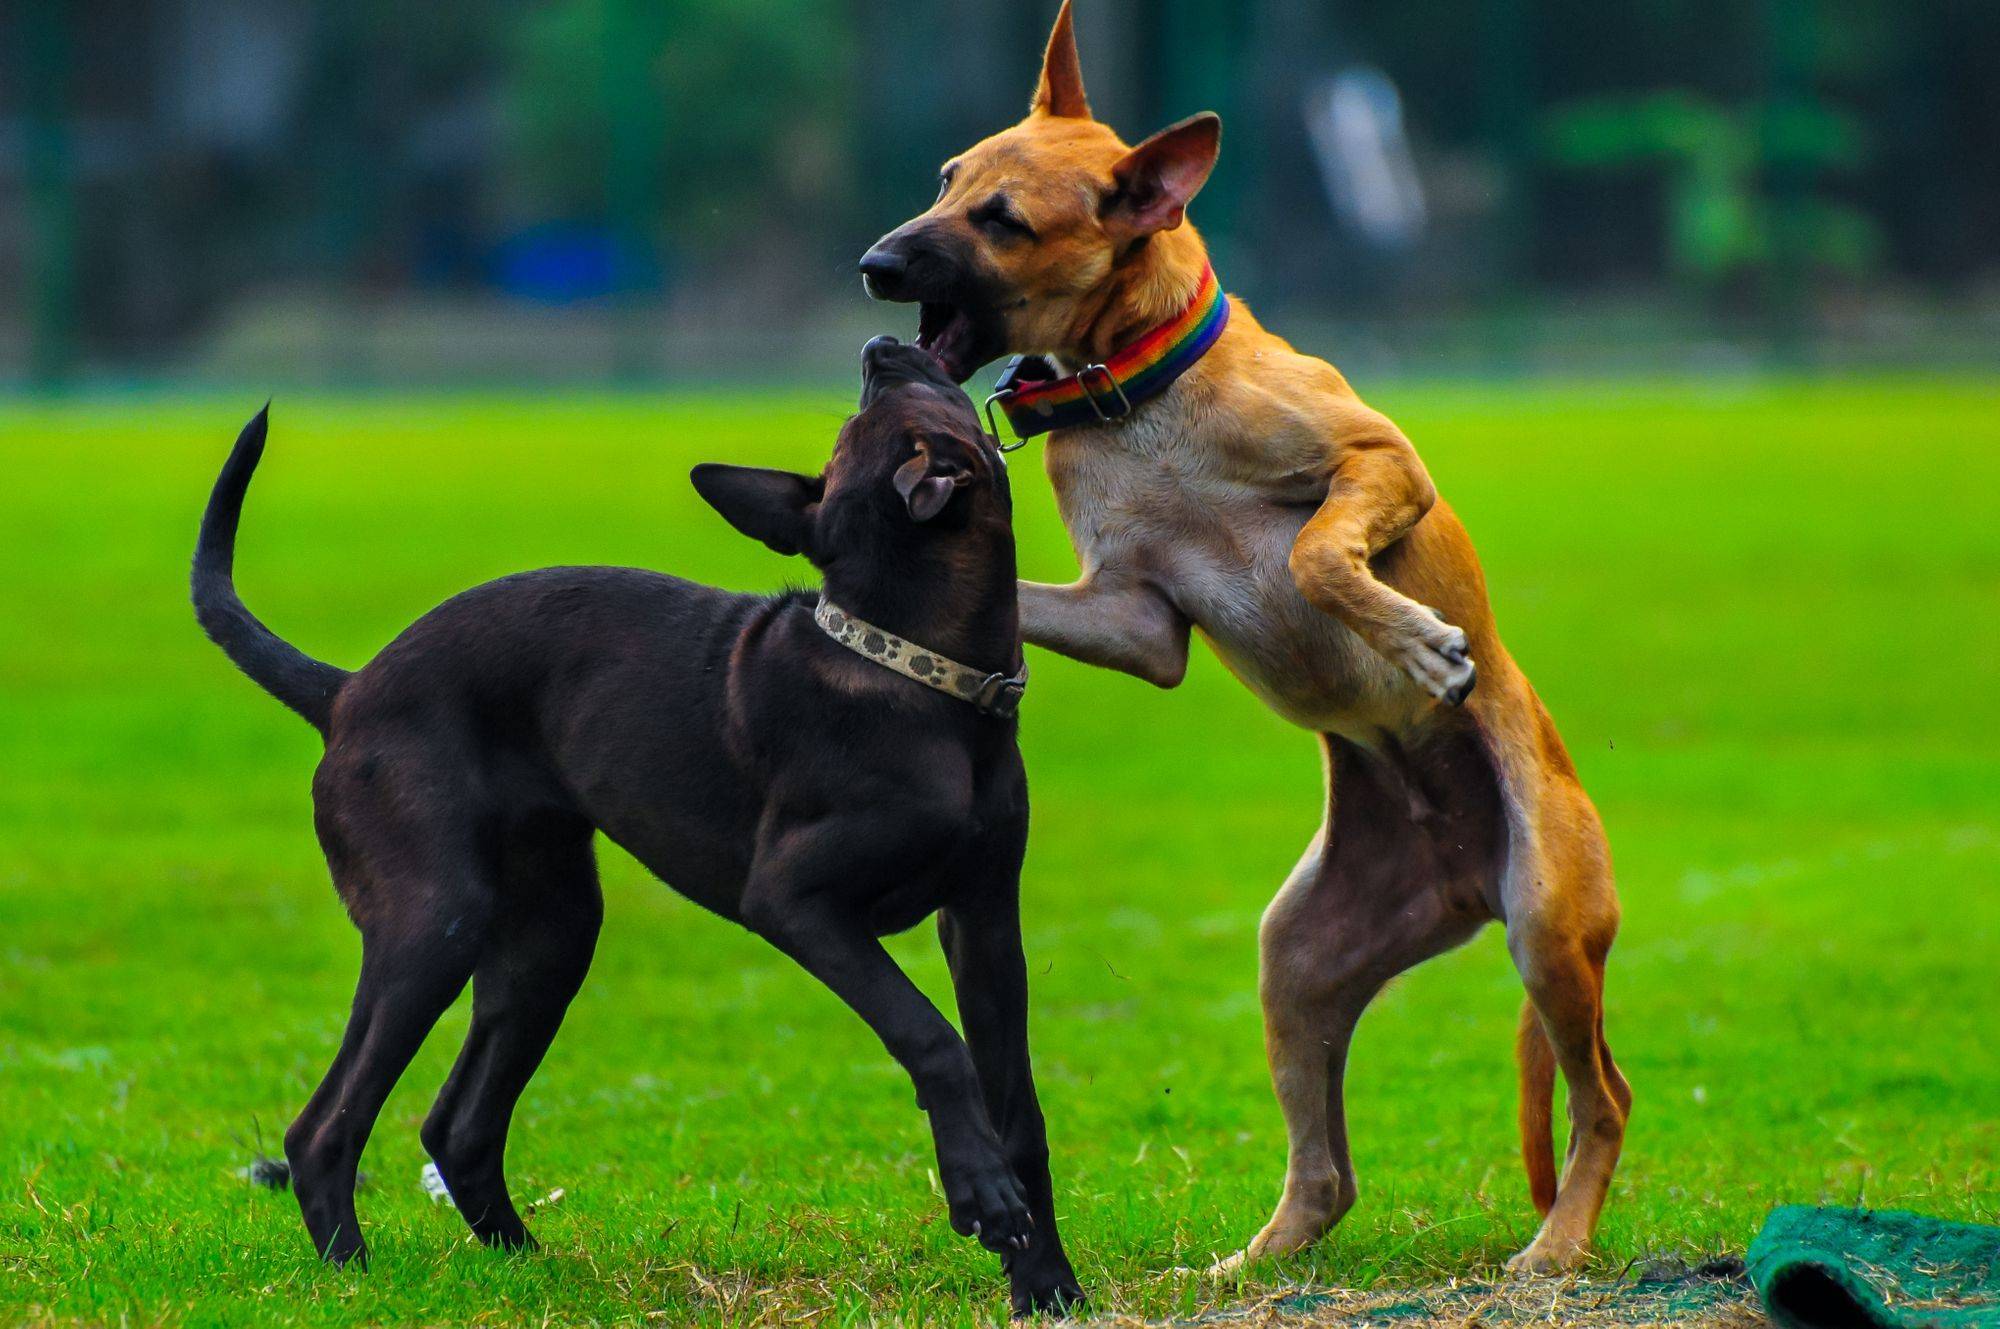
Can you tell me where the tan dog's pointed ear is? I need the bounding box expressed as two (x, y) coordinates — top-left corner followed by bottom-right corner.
(1030, 0), (1092, 119)
(1103, 112), (1221, 238)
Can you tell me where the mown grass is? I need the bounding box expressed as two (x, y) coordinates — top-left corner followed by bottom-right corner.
(2, 378), (1996, 1325)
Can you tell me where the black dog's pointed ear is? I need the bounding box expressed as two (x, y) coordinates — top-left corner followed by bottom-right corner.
(690, 464), (822, 556)
(891, 438), (977, 522)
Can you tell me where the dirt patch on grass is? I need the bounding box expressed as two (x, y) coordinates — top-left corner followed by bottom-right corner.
(1110, 1261), (1766, 1329)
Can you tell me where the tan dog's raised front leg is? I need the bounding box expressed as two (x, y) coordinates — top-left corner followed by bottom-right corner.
(1019, 572), (1190, 688)
(1288, 421), (1475, 704)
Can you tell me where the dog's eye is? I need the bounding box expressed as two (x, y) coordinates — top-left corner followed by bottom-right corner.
(936, 165), (958, 202)
(972, 200), (1035, 241)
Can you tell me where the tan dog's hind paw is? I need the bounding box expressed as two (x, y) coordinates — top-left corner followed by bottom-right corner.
(1386, 610), (1476, 706)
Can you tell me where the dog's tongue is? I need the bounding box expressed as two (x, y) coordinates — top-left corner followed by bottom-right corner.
(915, 303), (976, 382)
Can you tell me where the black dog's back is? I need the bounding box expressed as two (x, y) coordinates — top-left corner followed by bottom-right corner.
(316, 566), (776, 916)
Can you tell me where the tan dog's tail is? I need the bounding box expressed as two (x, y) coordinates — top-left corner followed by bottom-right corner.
(1516, 999), (1558, 1215)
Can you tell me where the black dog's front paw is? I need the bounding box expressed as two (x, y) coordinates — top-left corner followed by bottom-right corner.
(473, 1222), (538, 1253)
(943, 1159), (1034, 1254)
(319, 1235), (369, 1270)
(1005, 1237), (1083, 1318)
(1010, 1273), (1085, 1319)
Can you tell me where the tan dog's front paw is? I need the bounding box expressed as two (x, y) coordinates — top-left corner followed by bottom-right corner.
(1505, 1234), (1588, 1276)
(1207, 1248), (1252, 1278)
(1208, 1216), (1325, 1278)
(1386, 611), (1476, 705)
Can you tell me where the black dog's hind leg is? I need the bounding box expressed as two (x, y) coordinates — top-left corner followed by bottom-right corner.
(286, 871), (492, 1268)
(422, 820), (602, 1250)
(742, 824), (1033, 1258)
(941, 895), (1084, 1316)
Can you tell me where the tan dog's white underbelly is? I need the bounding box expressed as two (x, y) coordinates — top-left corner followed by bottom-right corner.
(1046, 408), (1431, 743)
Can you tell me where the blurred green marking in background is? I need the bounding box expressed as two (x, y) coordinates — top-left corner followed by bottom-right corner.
(21, 0), (78, 389)
(3, 0), (1997, 390)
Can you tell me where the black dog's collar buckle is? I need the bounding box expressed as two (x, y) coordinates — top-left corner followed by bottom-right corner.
(972, 670), (1028, 719)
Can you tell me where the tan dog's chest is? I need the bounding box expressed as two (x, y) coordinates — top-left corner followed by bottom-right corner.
(1046, 409), (1425, 740)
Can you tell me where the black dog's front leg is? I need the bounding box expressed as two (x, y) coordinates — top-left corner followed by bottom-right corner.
(742, 849), (1032, 1258)
(940, 900), (1085, 1316)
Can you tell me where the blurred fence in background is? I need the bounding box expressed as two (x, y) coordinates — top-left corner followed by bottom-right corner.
(3, 0), (1997, 389)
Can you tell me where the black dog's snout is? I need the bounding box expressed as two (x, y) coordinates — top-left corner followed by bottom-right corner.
(861, 335), (954, 405)
(863, 333), (904, 361)
(859, 245), (909, 300)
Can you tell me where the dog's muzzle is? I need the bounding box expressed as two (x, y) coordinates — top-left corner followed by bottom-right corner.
(860, 335), (958, 405)
(859, 247), (909, 302)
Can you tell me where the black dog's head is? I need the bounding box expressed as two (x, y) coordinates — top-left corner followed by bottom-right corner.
(691, 337), (1010, 573)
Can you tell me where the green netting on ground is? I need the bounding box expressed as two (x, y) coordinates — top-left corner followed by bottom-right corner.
(1748, 1207), (2000, 1329)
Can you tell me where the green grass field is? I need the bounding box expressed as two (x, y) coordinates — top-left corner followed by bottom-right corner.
(3, 379), (1997, 1326)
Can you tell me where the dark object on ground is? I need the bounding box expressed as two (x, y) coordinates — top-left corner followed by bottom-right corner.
(239, 1156), (292, 1190)
(1631, 1254), (1749, 1285)
(1749, 1206), (2000, 1329)
(188, 339), (1081, 1316)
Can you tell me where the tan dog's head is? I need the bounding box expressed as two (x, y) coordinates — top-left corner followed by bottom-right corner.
(858, 0), (1221, 382)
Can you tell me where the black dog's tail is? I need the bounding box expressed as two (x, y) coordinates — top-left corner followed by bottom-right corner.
(192, 405), (349, 734)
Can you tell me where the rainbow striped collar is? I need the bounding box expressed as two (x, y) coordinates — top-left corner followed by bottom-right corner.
(986, 264), (1229, 442)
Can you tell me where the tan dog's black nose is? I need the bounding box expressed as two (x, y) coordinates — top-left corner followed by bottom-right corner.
(859, 246), (909, 300)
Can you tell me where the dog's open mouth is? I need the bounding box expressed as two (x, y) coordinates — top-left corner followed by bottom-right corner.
(916, 302), (980, 384)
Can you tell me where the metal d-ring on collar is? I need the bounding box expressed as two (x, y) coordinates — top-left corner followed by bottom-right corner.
(981, 389), (1022, 453)
(981, 355), (1136, 452)
(982, 355), (1035, 452)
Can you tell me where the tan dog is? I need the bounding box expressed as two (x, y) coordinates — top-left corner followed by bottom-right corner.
(858, 2), (1629, 1275)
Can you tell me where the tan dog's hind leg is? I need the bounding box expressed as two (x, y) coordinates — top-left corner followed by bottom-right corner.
(1217, 736), (1493, 1273)
(1497, 760), (1629, 1274)
(1216, 831), (1356, 1271)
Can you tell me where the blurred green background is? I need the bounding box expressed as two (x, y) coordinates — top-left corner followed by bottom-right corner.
(4, 0), (1998, 389)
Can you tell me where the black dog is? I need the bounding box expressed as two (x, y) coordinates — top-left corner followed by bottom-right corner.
(191, 339), (1082, 1314)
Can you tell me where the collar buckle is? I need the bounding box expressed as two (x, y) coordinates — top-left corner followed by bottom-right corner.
(1075, 362), (1134, 423)
(982, 388), (1025, 453)
(983, 354), (1046, 452)
(973, 671), (1027, 719)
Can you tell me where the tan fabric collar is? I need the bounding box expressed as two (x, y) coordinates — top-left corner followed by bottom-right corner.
(814, 596), (1027, 719)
